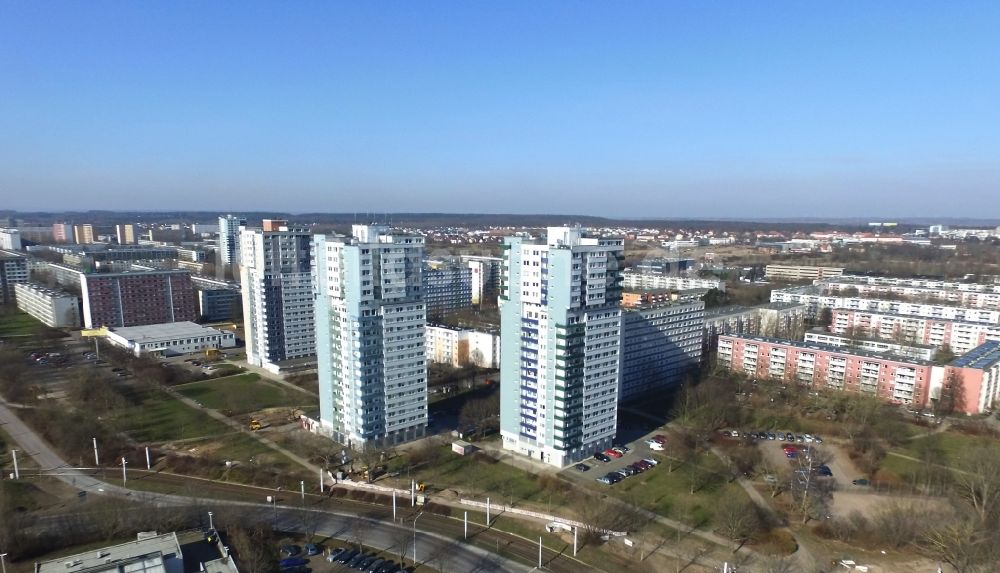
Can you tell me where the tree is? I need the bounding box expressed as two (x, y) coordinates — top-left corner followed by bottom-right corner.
(225, 523), (278, 573)
(817, 307), (833, 328)
(934, 369), (966, 417)
(955, 443), (1000, 524)
(458, 393), (500, 438)
(933, 344), (957, 365)
(715, 496), (761, 546)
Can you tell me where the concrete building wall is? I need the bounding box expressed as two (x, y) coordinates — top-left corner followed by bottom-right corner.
(620, 300), (704, 402)
(500, 227), (624, 468)
(14, 282), (80, 328)
(314, 226), (427, 447)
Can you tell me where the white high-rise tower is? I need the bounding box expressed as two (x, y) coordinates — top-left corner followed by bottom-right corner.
(499, 227), (624, 467)
(313, 225), (428, 447)
(240, 222), (315, 373)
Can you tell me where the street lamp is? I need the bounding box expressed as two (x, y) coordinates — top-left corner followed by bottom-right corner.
(208, 511), (214, 530)
(1, 551), (8, 573)
(412, 512), (424, 567)
(10, 449), (19, 480)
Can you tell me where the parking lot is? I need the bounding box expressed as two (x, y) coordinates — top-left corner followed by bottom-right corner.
(560, 426), (669, 487)
(278, 543), (412, 573)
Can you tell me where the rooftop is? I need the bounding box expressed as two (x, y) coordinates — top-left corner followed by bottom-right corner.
(15, 281), (78, 299)
(110, 321), (232, 342)
(951, 340), (1000, 370)
(35, 532), (182, 573)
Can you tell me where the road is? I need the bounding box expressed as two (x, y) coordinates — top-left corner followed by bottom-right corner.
(0, 398), (540, 573)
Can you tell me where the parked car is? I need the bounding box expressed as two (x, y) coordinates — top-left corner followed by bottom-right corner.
(574, 463), (590, 472)
(617, 466), (634, 477)
(815, 465), (833, 477)
(279, 558), (307, 568)
(642, 457), (659, 466)
(852, 478), (870, 486)
(653, 434), (668, 444)
(767, 432), (776, 440)
(613, 445), (630, 453)
(304, 544), (322, 556)
(604, 448), (623, 459)
(777, 432), (786, 441)
(785, 450), (798, 459)
(357, 555), (377, 570)
(646, 439), (664, 451)
(279, 545), (302, 557)
(594, 452), (611, 463)
(367, 559), (385, 573)
(347, 553), (369, 568)
(813, 435), (824, 444)
(327, 548), (346, 562)
(336, 549), (358, 564)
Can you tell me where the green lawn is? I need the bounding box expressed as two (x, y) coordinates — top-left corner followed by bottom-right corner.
(892, 430), (992, 466)
(118, 388), (231, 442)
(391, 447), (572, 509)
(589, 453), (745, 528)
(0, 310), (47, 337)
(176, 373), (313, 415)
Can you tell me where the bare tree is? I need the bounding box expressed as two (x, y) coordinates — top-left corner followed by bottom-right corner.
(715, 496), (761, 546)
(955, 444), (1000, 523)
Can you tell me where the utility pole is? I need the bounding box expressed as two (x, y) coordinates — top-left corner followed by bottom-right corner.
(538, 536), (542, 569)
(393, 491), (397, 520)
(486, 497), (491, 526)
(11, 449), (19, 480)
(300, 480), (305, 504)
(121, 457), (127, 485)
(1, 552), (8, 573)
(573, 527), (578, 556)
(145, 447), (151, 470)
(208, 511), (214, 530)
(92, 437), (99, 466)
(464, 511), (468, 539)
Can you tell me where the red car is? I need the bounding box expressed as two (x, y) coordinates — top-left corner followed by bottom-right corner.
(652, 435), (668, 444)
(604, 448), (623, 459)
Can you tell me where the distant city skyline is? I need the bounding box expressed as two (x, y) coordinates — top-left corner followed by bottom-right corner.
(2, 2), (998, 218)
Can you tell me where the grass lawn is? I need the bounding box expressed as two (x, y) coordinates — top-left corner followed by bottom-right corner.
(892, 430), (992, 466)
(0, 480), (44, 512)
(176, 373), (313, 415)
(589, 453), (747, 528)
(392, 447), (571, 510)
(0, 310), (48, 337)
(118, 388), (231, 442)
(880, 452), (923, 477)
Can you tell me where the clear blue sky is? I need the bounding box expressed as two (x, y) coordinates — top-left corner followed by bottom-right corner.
(1, 1), (998, 218)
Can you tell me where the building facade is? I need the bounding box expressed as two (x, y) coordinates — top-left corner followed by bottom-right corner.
(313, 225), (427, 447)
(79, 269), (197, 328)
(13, 282), (80, 328)
(946, 341), (1000, 415)
(620, 299), (704, 402)
(425, 324), (499, 368)
(105, 321), (236, 357)
(830, 309), (1000, 355)
(718, 334), (942, 409)
(52, 223), (74, 243)
(463, 255), (503, 305)
(190, 276), (242, 322)
(115, 224), (137, 245)
(0, 250), (29, 305)
(218, 214), (247, 266)
(764, 265), (845, 281)
(622, 271), (724, 292)
(803, 330), (936, 361)
(73, 224), (95, 244)
(240, 224), (315, 372)
(500, 227), (625, 467)
(0, 228), (22, 250)
(422, 264), (473, 318)
(824, 276), (1000, 310)
(771, 286), (1000, 324)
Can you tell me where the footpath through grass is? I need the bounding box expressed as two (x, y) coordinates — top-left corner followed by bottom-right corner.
(176, 373), (313, 415)
(119, 387), (231, 442)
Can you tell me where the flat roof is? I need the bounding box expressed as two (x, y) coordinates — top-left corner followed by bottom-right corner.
(805, 328), (937, 350)
(15, 281), (77, 299)
(35, 532), (181, 573)
(704, 305), (753, 319)
(721, 333), (935, 365)
(950, 340), (1000, 369)
(758, 301), (808, 311)
(110, 321), (231, 342)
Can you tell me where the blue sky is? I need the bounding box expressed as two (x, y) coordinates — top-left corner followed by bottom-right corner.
(1, 1), (998, 218)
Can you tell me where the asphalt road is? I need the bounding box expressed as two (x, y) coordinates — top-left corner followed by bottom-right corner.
(0, 399), (534, 573)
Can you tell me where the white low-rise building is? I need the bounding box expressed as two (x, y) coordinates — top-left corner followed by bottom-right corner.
(13, 282), (80, 328)
(425, 324), (499, 368)
(105, 321), (236, 357)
